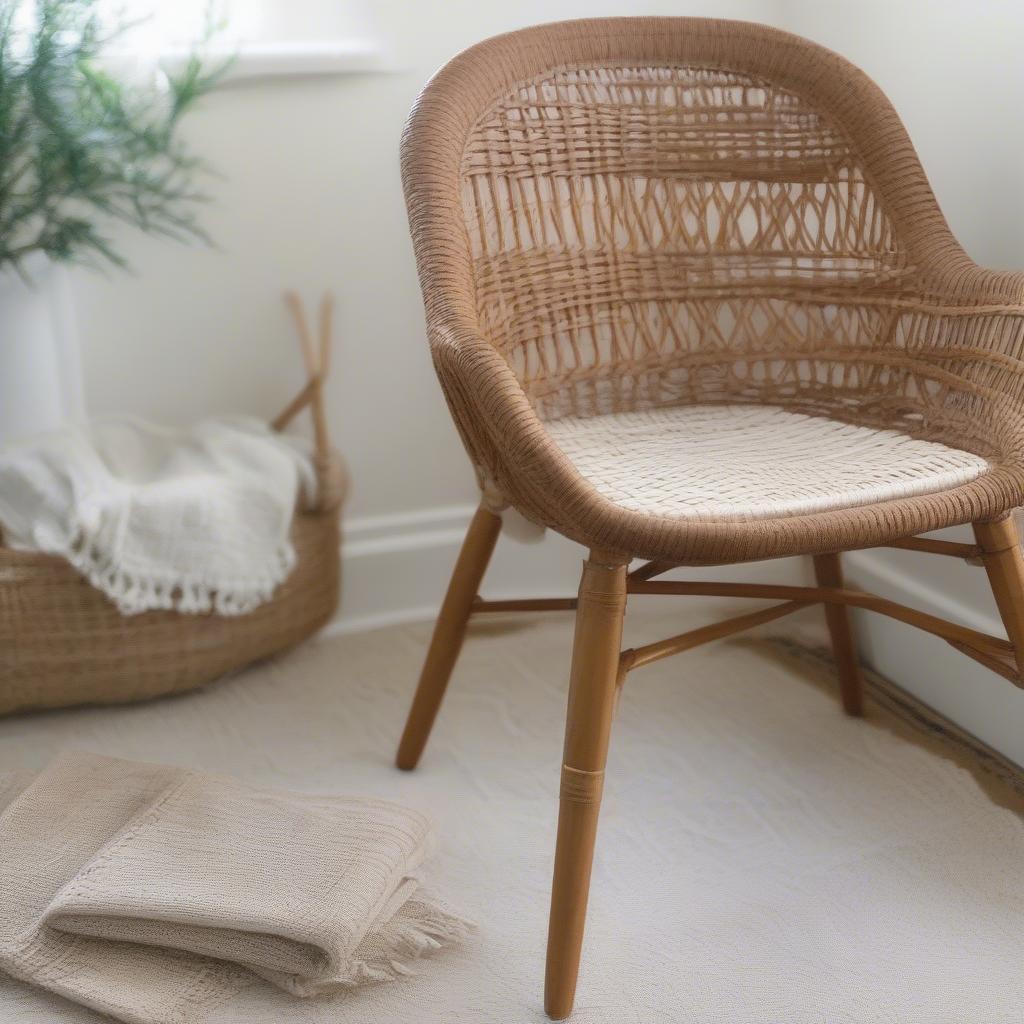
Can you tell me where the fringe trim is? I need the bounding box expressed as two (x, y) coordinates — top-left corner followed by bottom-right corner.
(58, 522), (297, 617)
(280, 891), (476, 996)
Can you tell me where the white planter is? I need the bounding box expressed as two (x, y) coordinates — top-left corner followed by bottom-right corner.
(0, 253), (84, 446)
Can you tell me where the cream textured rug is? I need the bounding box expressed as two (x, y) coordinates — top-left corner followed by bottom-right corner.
(0, 752), (468, 1023)
(1, 602), (1023, 1022)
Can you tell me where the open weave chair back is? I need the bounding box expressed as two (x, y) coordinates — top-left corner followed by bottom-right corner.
(465, 54), (909, 428)
(403, 18), (1024, 561)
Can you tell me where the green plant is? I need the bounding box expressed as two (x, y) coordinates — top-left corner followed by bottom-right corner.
(0, 0), (225, 271)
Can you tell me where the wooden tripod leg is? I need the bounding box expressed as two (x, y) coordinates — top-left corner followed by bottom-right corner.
(812, 552), (864, 716)
(395, 503), (501, 770)
(545, 550), (627, 1020)
(974, 516), (1024, 676)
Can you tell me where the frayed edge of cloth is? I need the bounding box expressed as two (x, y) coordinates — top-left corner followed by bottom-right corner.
(59, 523), (297, 616)
(280, 893), (476, 996)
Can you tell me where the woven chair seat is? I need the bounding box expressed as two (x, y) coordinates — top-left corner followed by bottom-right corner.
(546, 405), (990, 522)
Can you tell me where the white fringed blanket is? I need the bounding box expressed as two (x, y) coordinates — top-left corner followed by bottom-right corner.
(0, 752), (470, 1024)
(0, 416), (318, 615)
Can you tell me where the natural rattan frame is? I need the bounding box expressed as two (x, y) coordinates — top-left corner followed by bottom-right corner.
(396, 18), (1024, 1019)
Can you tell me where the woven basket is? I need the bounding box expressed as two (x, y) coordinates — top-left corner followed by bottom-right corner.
(0, 292), (345, 716)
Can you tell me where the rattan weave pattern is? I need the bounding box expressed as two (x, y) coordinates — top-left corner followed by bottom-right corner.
(402, 17), (1024, 563)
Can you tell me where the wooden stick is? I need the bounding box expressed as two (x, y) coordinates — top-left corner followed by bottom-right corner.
(281, 290), (333, 463)
(275, 290), (335, 466)
(629, 537), (983, 584)
(396, 504), (502, 770)
(884, 536), (983, 560)
(284, 290), (318, 376)
(270, 380), (315, 432)
(318, 292), (334, 378)
(545, 551), (627, 1020)
(812, 552), (864, 716)
(473, 597), (578, 613)
(309, 293), (334, 463)
(626, 579), (1014, 657)
(620, 600), (808, 675)
(974, 517), (1024, 677)
(309, 376), (330, 465)
(627, 559), (679, 582)
(946, 638), (1020, 685)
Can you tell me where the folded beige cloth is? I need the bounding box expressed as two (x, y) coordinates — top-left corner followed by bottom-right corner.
(0, 752), (470, 1024)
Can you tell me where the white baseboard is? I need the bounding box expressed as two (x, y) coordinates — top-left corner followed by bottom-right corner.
(331, 504), (583, 635)
(331, 503), (813, 636)
(845, 546), (1024, 767)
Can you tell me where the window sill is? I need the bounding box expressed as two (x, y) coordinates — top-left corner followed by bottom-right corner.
(159, 40), (387, 85)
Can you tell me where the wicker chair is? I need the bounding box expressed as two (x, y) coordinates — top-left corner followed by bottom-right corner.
(397, 18), (1024, 1018)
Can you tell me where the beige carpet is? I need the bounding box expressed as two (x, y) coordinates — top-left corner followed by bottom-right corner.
(2, 602), (1024, 1022)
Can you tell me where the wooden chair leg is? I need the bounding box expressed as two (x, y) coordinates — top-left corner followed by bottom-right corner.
(812, 552), (864, 716)
(545, 550), (627, 1020)
(395, 503), (501, 770)
(974, 516), (1024, 676)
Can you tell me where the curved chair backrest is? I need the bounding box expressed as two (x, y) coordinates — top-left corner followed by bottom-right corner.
(402, 18), (1007, 442)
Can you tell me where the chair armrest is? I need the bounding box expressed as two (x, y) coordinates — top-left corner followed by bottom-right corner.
(429, 323), (594, 533)
(893, 261), (1024, 464)
(900, 254), (1024, 400)
(920, 249), (1024, 310)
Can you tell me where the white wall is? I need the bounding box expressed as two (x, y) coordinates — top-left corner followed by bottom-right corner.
(777, 0), (1024, 765)
(68, 2), (1024, 758)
